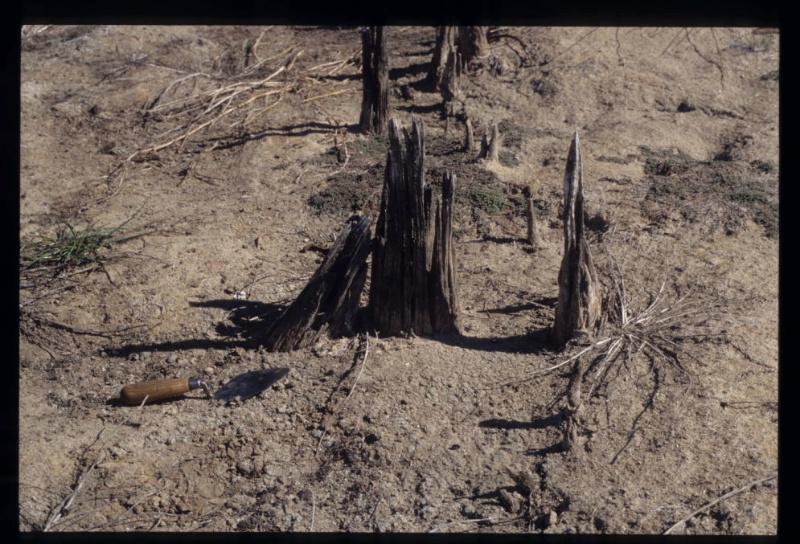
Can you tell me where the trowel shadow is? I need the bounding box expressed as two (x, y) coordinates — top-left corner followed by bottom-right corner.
(104, 299), (286, 358)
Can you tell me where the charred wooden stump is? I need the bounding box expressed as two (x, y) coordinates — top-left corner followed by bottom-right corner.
(441, 49), (463, 130)
(457, 26), (490, 65)
(261, 215), (372, 352)
(463, 115), (476, 152)
(478, 122), (500, 163)
(359, 26), (388, 135)
(524, 186), (542, 248)
(369, 118), (459, 336)
(553, 132), (602, 347)
(428, 26), (457, 91)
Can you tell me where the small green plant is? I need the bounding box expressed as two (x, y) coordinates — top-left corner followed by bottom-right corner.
(351, 133), (389, 157)
(712, 170), (742, 186)
(21, 212), (152, 276)
(498, 149), (519, 168)
(731, 189), (768, 203)
(644, 157), (693, 176)
(751, 159), (776, 174)
(496, 120), (531, 150)
(461, 183), (507, 215)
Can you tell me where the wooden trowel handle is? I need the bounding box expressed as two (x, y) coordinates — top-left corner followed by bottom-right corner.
(120, 377), (204, 405)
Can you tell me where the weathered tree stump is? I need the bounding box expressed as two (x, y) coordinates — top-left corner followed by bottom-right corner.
(359, 26), (388, 135)
(478, 122), (500, 162)
(463, 115), (476, 152)
(457, 26), (490, 65)
(441, 49), (463, 130)
(369, 118), (459, 336)
(524, 186), (542, 248)
(428, 26), (458, 91)
(553, 132), (603, 347)
(261, 215), (372, 352)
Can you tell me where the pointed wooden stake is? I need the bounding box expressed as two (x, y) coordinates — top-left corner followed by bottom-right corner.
(553, 132), (602, 347)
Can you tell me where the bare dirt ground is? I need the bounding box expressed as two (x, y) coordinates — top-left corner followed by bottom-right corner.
(19, 25), (778, 534)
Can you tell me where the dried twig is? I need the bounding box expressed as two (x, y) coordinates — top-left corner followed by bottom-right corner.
(662, 474), (776, 534)
(43, 451), (105, 531)
(495, 337), (611, 389)
(343, 333), (370, 402)
(22, 312), (159, 339)
(303, 87), (356, 103)
(315, 333), (372, 456)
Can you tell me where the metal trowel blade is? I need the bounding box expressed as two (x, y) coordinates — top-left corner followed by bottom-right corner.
(213, 367), (290, 403)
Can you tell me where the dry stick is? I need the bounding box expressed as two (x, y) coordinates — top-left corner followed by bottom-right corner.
(658, 28), (689, 58)
(146, 72), (211, 110)
(303, 88), (356, 103)
(343, 333), (370, 402)
(43, 452), (105, 531)
(663, 473), (776, 535)
(315, 334), (371, 455)
(684, 28), (725, 90)
(240, 93), (284, 127)
(551, 27), (600, 62)
(25, 314), (158, 338)
(133, 84), (290, 158)
(495, 337), (611, 389)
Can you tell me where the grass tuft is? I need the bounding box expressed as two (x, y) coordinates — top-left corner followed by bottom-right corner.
(21, 210), (153, 278)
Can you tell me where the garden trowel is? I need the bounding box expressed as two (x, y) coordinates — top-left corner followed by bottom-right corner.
(119, 367), (290, 405)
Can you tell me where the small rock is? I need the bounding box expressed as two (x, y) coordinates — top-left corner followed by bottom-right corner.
(167, 355), (178, 364)
(204, 366), (215, 375)
(545, 509), (558, 528)
(109, 446), (127, 459)
(237, 459), (254, 476)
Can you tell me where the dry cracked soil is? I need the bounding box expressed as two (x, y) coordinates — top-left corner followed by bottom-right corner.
(19, 25), (778, 534)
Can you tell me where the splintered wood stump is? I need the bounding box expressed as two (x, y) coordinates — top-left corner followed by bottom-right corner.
(359, 26), (388, 135)
(441, 48), (462, 125)
(553, 132), (602, 347)
(457, 26), (490, 64)
(524, 187), (542, 248)
(369, 117), (459, 336)
(428, 26), (457, 91)
(478, 122), (500, 162)
(261, 215), (372, 352)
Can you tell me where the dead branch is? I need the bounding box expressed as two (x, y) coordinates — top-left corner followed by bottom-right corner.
(43, 451), (105, 531)
(663, 474), (776, 534)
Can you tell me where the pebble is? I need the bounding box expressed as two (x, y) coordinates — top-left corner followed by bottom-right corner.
(167, 355), (178, 364)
